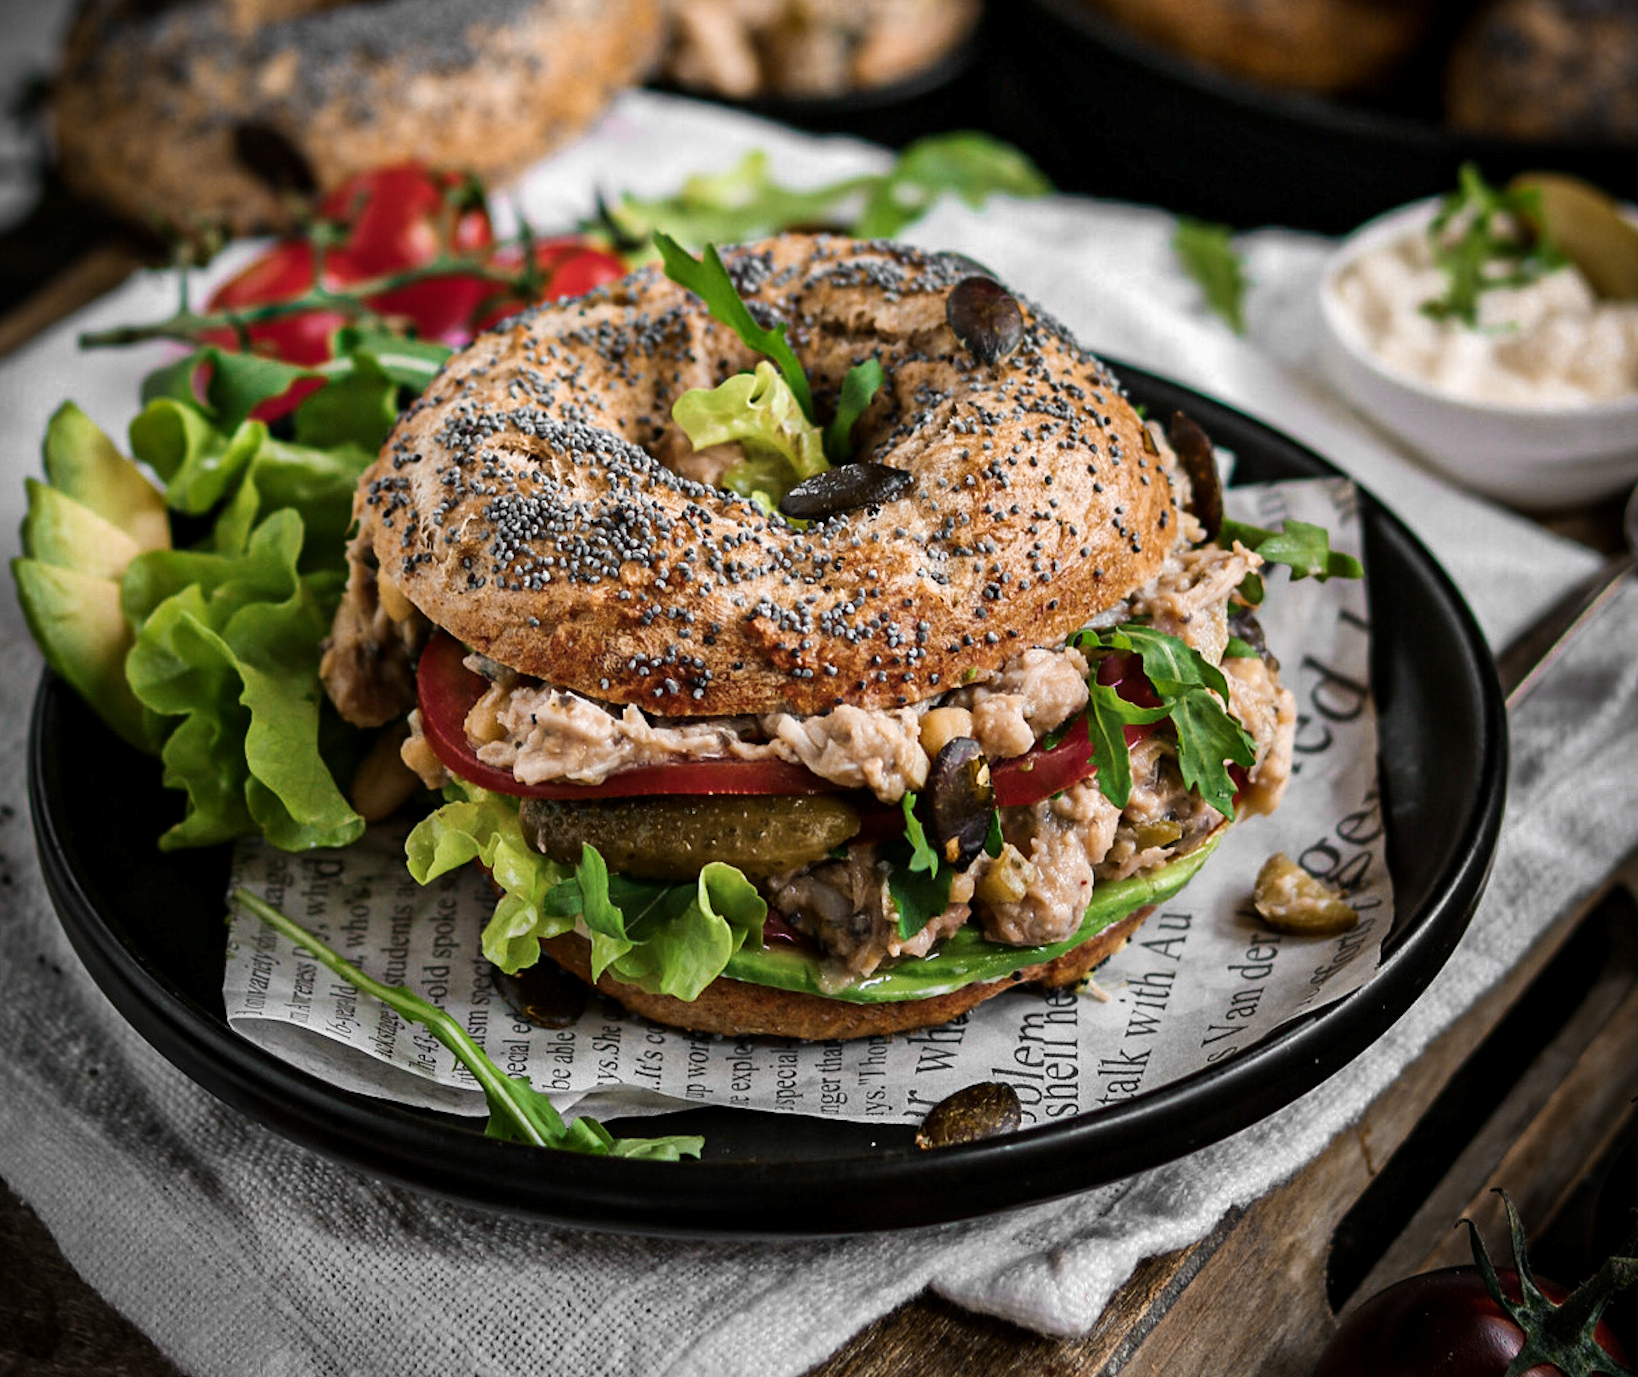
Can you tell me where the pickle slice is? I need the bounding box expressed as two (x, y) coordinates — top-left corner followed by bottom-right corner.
(518, 794), (862, 880)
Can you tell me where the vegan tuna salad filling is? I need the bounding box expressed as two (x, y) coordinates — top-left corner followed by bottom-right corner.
(326, 495), (1296, 991)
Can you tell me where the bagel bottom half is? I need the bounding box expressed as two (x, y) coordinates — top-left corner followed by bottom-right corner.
(529, 834), (1221, 1040)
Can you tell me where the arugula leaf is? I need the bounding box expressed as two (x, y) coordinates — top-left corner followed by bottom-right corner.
(1223, 635), (1260, 659)
(899, 790), (941, 876)
(231, 888), (701, 1160)
(1173, 219), (1248, 334)
(885, 837), (955, 942)
(1077, 625), (1255, 819)
(604, 136), (1048, 248)
(1218, 517), (1364, 587)
(1421, 163), (1567, 328)
(824, 358), (885, 464)
(1085, 681), (1170, 809)
(853, 133), (1051, 239)
(653, 232), (816, 424)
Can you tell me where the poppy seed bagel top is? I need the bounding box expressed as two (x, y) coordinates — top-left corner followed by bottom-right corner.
(356, 234), (1182, 717)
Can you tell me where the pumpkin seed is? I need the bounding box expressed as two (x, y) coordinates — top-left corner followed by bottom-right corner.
(779, 461), (912, 521)
(915, 1081), (1023, 1149)
(946, 275), (1024, 364)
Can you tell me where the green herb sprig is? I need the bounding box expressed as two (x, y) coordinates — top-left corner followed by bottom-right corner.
(1173, 220), (1248, 334)
(232, 887), (702, 1159)
(1217, 517), (1363, 605)
(655, 233), (886, 471)
(1421, 163), (1567, 328)
(654, 232), (816, 422)
(1074, 625), (1256, 820)
(602, 135), (1049, 249)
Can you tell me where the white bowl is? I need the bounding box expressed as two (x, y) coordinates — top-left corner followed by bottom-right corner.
(1317, 198), (1638, 511)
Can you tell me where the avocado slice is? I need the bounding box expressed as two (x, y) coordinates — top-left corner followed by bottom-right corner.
(722, 835), (1221, 1003)
(42, 402), (169, 553)
(12, 558), (153, 750)
(21, 478), (144, 577)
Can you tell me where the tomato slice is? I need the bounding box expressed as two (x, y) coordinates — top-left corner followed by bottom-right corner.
(416, 632), (831, 798)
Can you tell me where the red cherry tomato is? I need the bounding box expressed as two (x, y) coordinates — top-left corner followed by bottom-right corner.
(320, 165), (495, 345)
(317, 165), (491, 277)
(415, 632), (830, 798)
(470, 239), (628, 333)
(204, 165), (498, 416)
(1313, 1267), (1630, 1377)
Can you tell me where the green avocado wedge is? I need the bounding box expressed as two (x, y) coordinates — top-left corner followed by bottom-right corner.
(11, 559), (153, 750)
(21, 478), (144, 577)
(41, 402), (169, 554)
(722, 833), (1221, 1004)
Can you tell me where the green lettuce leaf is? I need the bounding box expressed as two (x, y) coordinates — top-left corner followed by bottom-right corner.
(673, 361), (827, 510)
(405, 785), (577, 972)
(127, 398), (373, 571)
(121, 509), (362, 850)
(406, 785), (767, 998)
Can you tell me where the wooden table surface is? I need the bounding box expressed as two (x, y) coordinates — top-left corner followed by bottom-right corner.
(3, 229), (1635, 1377)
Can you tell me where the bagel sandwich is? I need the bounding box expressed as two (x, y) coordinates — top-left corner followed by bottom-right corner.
(319, 233), (1305, 1041)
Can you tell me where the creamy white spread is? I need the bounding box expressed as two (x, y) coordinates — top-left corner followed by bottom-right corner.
(1332, 228), (1638, 406)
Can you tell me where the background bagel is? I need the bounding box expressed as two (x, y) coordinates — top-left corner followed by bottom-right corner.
(52, 0), (666, 233)
(357, 234), (1180, 718)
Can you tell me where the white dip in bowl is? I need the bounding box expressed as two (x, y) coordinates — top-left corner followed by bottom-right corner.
(1320, 198), (1638, 510)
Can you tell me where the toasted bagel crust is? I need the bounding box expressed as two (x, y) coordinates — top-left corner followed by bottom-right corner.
(540, 905), (1152, 1039)
(353, 235), (1180, 717)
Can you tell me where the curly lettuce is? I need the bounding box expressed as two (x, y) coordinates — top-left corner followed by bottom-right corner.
(406, 784), (767, 998)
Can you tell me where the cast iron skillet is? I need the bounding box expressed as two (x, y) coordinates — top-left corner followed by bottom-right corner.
(28, 365), (1507, 1238)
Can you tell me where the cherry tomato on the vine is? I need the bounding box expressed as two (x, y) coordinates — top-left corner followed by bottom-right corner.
(204, 164), (498, 412)
(1313, 1266), (1631, 1377)
(202, 166), (628, 419)
(470, 238), (628, 332)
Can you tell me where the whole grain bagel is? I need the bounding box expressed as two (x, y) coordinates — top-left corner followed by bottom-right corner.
(52, 0), (666, 234)
(355, 234), (1180, 718)
(540, 903), (1156, 1039)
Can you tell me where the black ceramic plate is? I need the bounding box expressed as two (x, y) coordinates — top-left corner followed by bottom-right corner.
(29, 366), (1506, 1238)
(995, 0), (1638, 233)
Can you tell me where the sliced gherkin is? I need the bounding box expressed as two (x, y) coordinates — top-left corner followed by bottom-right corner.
(518, 794), (862, 880)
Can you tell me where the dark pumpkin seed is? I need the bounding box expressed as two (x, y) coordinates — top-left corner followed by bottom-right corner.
(492, 961), (588, 1029)
(1166, 410), (1223, 542)
(780, 462), (911, 521)
(925, 736), (994, 871)
(946, 275), (1023, 365)
(915, 1081), (1023, 1149)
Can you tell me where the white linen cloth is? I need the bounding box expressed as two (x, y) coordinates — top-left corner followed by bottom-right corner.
(0, 90), (1634, 1374)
